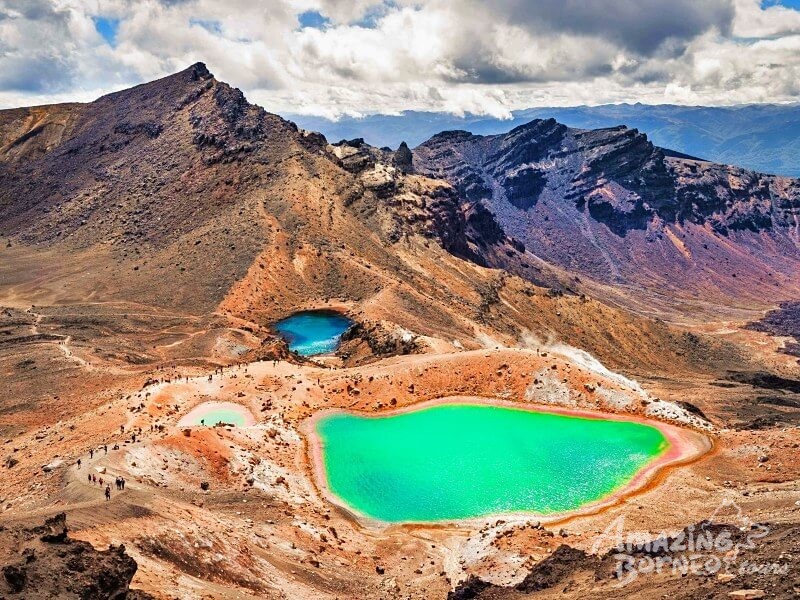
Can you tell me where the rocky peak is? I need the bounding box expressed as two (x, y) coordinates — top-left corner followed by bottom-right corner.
(187, 61), (213, 81)
(415, 117), (800, 235)
(0, 62), (308, 254)
(428, 130), (478, 143)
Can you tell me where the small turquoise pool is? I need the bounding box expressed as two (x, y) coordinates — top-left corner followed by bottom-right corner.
(274, 310), (352, 356)
(178, 402), (255, 427)
(314, 403), (669, 523)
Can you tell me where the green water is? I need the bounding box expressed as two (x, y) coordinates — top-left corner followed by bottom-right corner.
(192, 408), (248, 426)
(315, 403), (668, 522)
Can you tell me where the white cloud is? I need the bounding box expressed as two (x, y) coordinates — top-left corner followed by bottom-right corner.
(310, 0), (382, 24)
(1, 0), (800, 117)
(733, 0), (800, 38)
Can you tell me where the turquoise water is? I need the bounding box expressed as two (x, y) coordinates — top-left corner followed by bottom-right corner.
(192, 408), (248, 426)
(315, 403), (669, 522)
(274, 310), (352, 356)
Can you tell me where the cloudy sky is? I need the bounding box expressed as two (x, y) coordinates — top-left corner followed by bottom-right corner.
(2, 0), (800, 118)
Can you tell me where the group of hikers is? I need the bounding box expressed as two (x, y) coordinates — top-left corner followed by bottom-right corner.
(78, 447), (126, 501)
(84, 472), (125, 500)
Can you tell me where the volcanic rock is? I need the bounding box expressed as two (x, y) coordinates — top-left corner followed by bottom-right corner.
(0, 513), (153, 599)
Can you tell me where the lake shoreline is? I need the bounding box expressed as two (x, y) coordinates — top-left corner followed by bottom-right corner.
(304, 395), (712, 529)
(273, 309), (354, 356)
(177, 400), (257, 427)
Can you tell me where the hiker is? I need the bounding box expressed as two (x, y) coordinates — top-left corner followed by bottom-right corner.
(91, 474), (96, 484)
(120, 477), (125, 490)
(105, 485), (111, 501)
(87, 473), (92, 483)
(103, 445), (107, 454)
(89, 449), (94, 459)
(99, 477), (103, 486)
(77, 458), (81, 468)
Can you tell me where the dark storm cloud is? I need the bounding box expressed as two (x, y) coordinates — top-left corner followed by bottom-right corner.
(15, 0), (62, 21)
(497, 0), (735, 55)
(448, 51), (615, 85)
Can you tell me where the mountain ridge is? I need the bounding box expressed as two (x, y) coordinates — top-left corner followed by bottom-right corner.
(412, 117), (800, 314)
(2, 63), (799, 320)
(289, 103), (800, 177)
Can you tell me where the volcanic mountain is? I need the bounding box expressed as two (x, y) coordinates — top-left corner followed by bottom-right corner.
(413, 120), (800, 317)
(1, 64), (799, 600)
(0, 63), (524, 324)
(0, 63), (688, 430)
(2, 63), (799, 325)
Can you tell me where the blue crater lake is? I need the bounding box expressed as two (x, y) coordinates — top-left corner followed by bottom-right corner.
(274, 310), (353, 356)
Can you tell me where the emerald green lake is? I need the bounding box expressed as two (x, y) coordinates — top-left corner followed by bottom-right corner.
(315, 403), (669, 522)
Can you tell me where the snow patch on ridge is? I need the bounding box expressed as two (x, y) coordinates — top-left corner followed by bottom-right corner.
(521, 335), (713, 430)
(549, 343), (648, 399)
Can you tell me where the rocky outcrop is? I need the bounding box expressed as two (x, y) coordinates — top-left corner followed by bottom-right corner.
(447, 520), (798, 600)
(746, 301), (800, 359)
(376, 176), (470, 252)
(448, 544), (599, 599)
(489, 119), (568, 210)
(323, 132), (558, 288)
(668, 158), (798, 233)
(338, 319), (423, 365)
(330, 138), (396, 175)
(393, 141), (414, 174)
(0, 513), (154, 599)
(411, 130), (492, 202)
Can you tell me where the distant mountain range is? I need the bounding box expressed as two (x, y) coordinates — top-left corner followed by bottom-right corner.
(288, 104), (800, 177)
